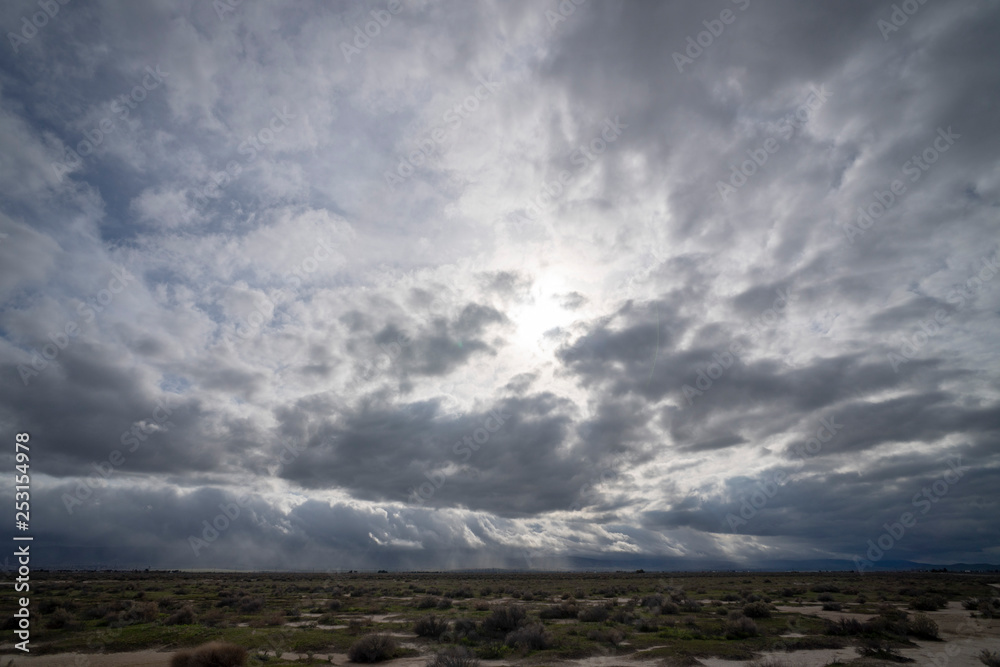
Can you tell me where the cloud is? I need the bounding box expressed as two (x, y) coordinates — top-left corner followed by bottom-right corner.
(1, 0), (998, 570)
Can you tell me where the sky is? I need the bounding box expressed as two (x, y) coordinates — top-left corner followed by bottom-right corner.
(0, 0), (998, 572)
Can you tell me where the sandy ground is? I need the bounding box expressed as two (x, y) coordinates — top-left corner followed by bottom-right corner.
(0, 650), (174, 666)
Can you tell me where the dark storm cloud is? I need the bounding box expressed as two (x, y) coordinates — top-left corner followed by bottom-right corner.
(273, 391), (607, 517)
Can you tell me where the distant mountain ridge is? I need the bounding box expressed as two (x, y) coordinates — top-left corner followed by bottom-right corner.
(510, 555), (1000, 572)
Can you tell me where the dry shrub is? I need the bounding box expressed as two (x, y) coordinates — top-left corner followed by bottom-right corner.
(451, 617), (478, 638)
(824, 618), (865, 636)
(504, 623), (551, 650)
(742, 601), (771, 618)
(132, 601), (159, 622)
(577, 604), (610, 622)
(725, 616), (759, 639)
(908, 613), (939, 640)
(250, 612), (284, 627)
(909, 595), (947, 611)
(980, 649), (1000, 667)
(414, 615), (449, 638)
(856, 638), (909, 662)
(586, 627), (626, 645)
(660, 601), (680, 614)
(427, 646), (480, 667)
(680, 599), (702, 612)
(43, 609), (77, 630)
(348, 634), (397, 663)
(204, 608), (229, 628)
(165, 606), (196, 625)
(236, 597), (264, 613)
(539, 600), (578, 619)
(642, 594), (665, 608)
(170, 641), (247, 667)
(482, 603), (526, 633)
(746, 658), (787, 667)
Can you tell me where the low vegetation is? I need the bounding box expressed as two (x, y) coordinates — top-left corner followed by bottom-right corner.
(980, 649), (1000, 667)
(348, 633), (397, 663)
(8, 569), (997, 664)
(170, 641), (246, 667)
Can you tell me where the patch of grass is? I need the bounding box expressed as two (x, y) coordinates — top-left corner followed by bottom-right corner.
(725, 616), (759, 639)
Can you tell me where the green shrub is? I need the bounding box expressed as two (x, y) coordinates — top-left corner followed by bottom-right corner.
(909, 595), (947, 611)
(725, 616), (759, 639)
(742, 601), (771, 618)
(811, 584), (840, 593)
(634, 616), (660, 632)
(475, 642), (512, 660)
(660, 601), (680, 614)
